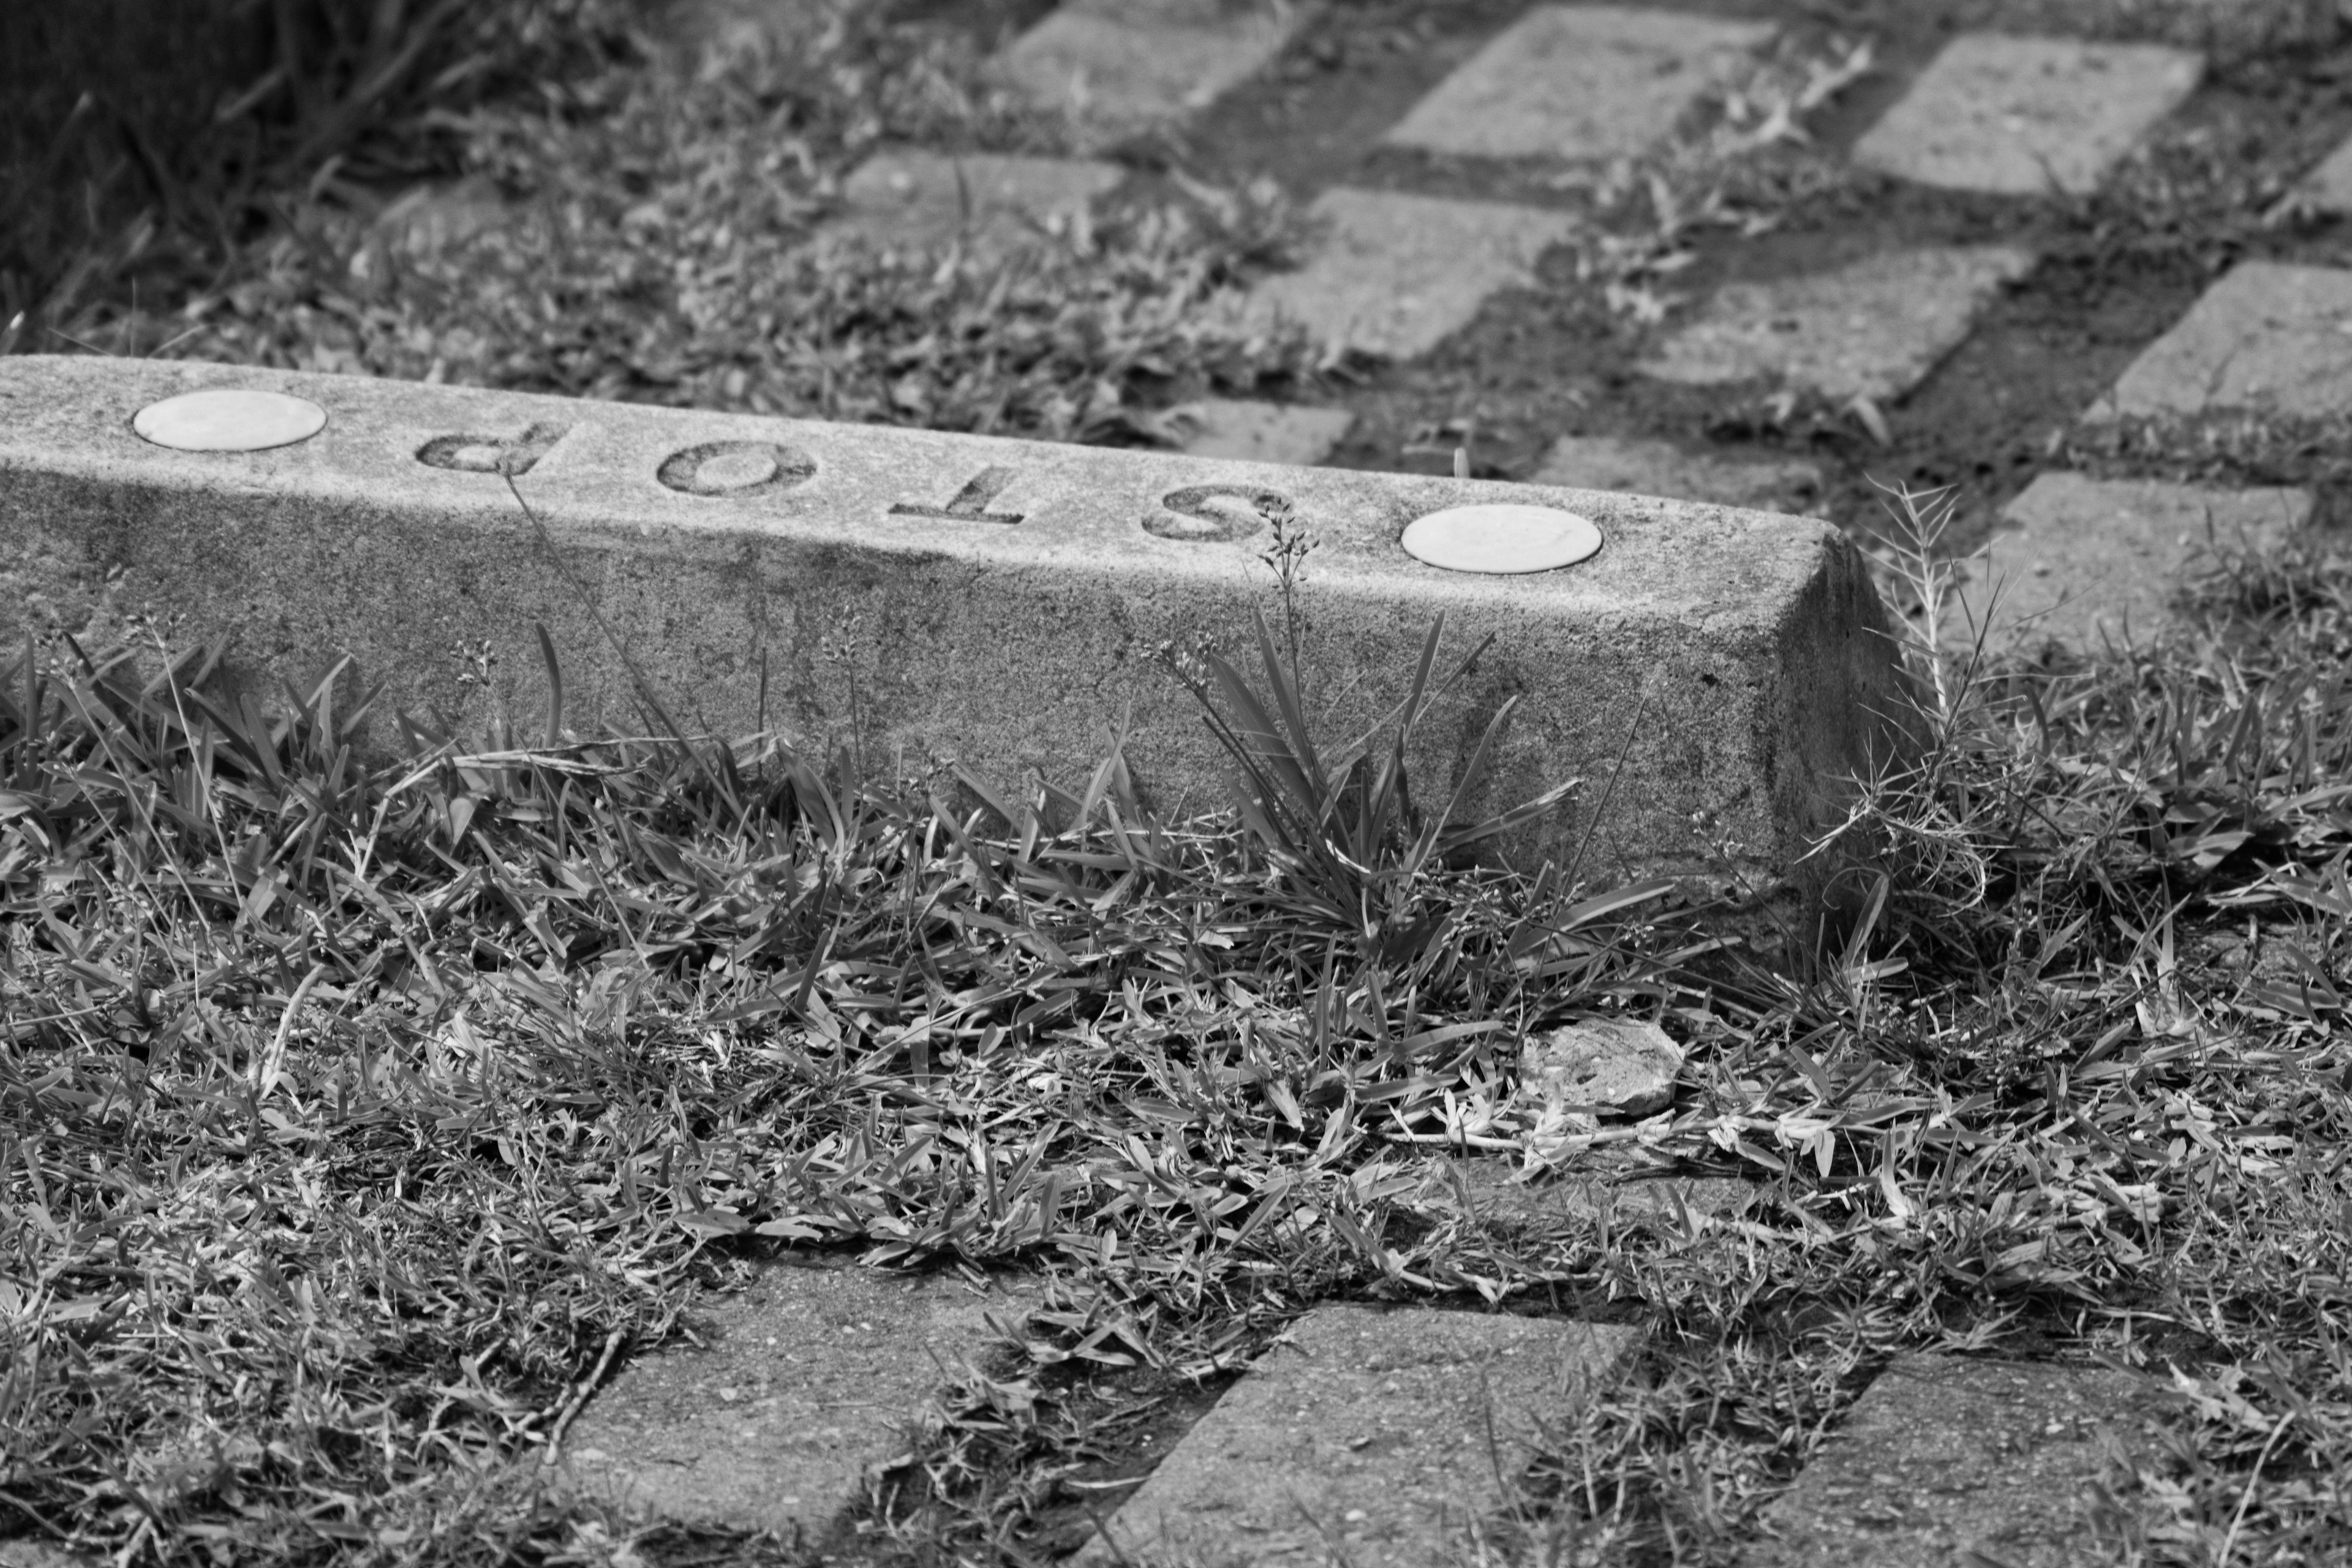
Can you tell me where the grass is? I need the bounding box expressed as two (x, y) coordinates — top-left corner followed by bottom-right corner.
(3, 485), (2351, 1566)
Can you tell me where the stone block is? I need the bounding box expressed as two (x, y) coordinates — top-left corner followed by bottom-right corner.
(2297, 133), (2352, 211)
(1743, 1354), (2182, 1567)
(1855, 34), (2202, 197)
(993, 0), (1306, 148)
(1075, 1305), (1640, 1568)
(1950, 473), (2310, 650)
(562, 1262), (1032, 1536)
(831, 150), (1125, 255)
(0, 354), (1913, 894)
(1381, 4), (1775, 162)
(1530, 435), (1822, 514)
(2094, 261), (2352, 420)
(1419, 1155), (1754, 1231)
(373, 177), (510, 255)
(1168, 398), (1355, 465)
(1640, 246), (2035, 402)
(1247, 187), (1580, 360)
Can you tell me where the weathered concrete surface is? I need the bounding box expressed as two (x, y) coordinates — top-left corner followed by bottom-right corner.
(831, 150), (1125, 255)
(1381, 5), (1775, 162)
(1744, 1354), (2182, 1567)
(1076, 1306), (1640, 1567)
(1170, 398), (1355, 466)
(0, 355), (1912, 892)
(993, 0), (1305, 148)
(1855, 34), (2203, 197)
(1247, 187), (1580, 360)
(2094, 261), (2352, 420)
(1530, 435), (1823, 516)
(1951, 473), (2311, 650)
(562, 1261), (1032, 1537)
(1641, 247), (2036, 402)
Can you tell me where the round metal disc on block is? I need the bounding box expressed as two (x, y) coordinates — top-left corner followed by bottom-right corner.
(1401, 503), (1602, 575)
(132, 388), (327, 452)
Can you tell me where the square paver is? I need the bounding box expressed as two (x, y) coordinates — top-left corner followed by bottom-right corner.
(1950, 473), (2310, 650)
(1381, 4), (1776, 162)
(1170, 398), (1355, 464)
(1076, 1306), (1641, 1568)
(2299, 132), (2352, 211)
(2095, 260), (2352, 420)
(1639, 246), (2035, 402)
(1530, 435), (1822, 514)
(993, 0), (1306, 147)
(1246, 187), (1580, 360)
(830, 150), (1125, 255)
(1855, 34), (2203, 197)
(562, 1263), (1033, 1536)
(1743, 1355), (2182, 1567)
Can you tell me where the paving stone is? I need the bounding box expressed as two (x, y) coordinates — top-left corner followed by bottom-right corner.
(830, 149), (1125, 255)
(1381, 4), (1776, 163)
(1420, 1154), (1755, 1231)
(1950, 472), (2311, 650)
(1744, 1354), (2183, 1567)
(1853, 34), (2203, 197)
(0, 353), (1914, 895)
(374, 176), (510, 254)
(2095, 260), (2352, 420)
(1530, 435), (1823, 514)
(1638, 245), (2035, 402)
(993, 0), (1306, 148)
(1076, 1305), (1642, 1567)
(1246, 187), (1579, 360)
(2297, 132), (2352, 211)
(0, 1542), (96, 1568)
(562, 1261), (1033, 1537)
(1169, 398), (1355, 465)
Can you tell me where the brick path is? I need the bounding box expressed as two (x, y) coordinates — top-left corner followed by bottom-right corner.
(540, 0), (2337, 1558)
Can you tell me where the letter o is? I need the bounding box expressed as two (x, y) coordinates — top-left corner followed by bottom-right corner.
(657, 440), (815, 498)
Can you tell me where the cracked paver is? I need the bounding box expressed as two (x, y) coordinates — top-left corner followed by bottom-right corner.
(2094, 260), (2352, 420)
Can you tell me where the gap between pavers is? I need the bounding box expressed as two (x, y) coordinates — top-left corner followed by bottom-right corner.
(0, 355), (1912, 896)
(1379, 4), (1775, 163)
(560, 1260), (1037, 1540)
(1169, 398), (1355, 466)
(1947, 473), (2312, 652)
(1740, 1354), (2183, 1567)
(1073, 1305), (1642, 1568)
(1853, 33), (2203, 197)
(1529, 435), (1823, 516)
(1639, 246), (2036, 404)
(828, 149), (1126, 256)
(1244, 187), (1580, 361)
(992, 0), (1306, 149)
(2091, 260), (2352, 420)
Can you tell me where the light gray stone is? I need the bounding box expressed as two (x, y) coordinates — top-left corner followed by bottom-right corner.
(993, 0), (1306, 148)
(1521, 1017), (1684, 1117)
(1169, 398), (1355, 466)
(0, 354), (1913, 895)
(2093, 261), (2352, 420)
(1639, 246), (2036, 402)
(1246, 187), (1580, 360)
(1530, 435), (1823, 515)
(374, 176), (511, 254)
(1950, 473), (2310, 650)
(0, 1542), (97, 1568)
(1076, 1305), (1641, 1568)
(831, 149), (1125, 255)
(1419, 1154), (1754, 1231)
(1381, 4), (1776, 162)
(563, 1262), (1031, 1536)
(2298, 133), (2352, 211)
(1743, 1354), (2182, 1567)
(1855, 34), (2202, 197)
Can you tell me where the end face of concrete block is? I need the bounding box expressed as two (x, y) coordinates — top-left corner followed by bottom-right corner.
(992, 0), (1305, 146)
(1749, 1354), (2182, 1567)
(2095, 261), (2352, 420)
(0, 354), (1910, 894)
(1077, 1305), (1641, 1568)
(1170, 398), (1355, 465)
(1855, 34), (2203, 197)
(1247, 187), (1580, 360)
(1381, 4), (1776, 162)
(1640, 246), (2035, 403)
(1531, 435), (1823, 516)
(562, 1263), (1030, 1536)
(832, 150), (1125, 255)
(1953, 473), (2310, 650)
